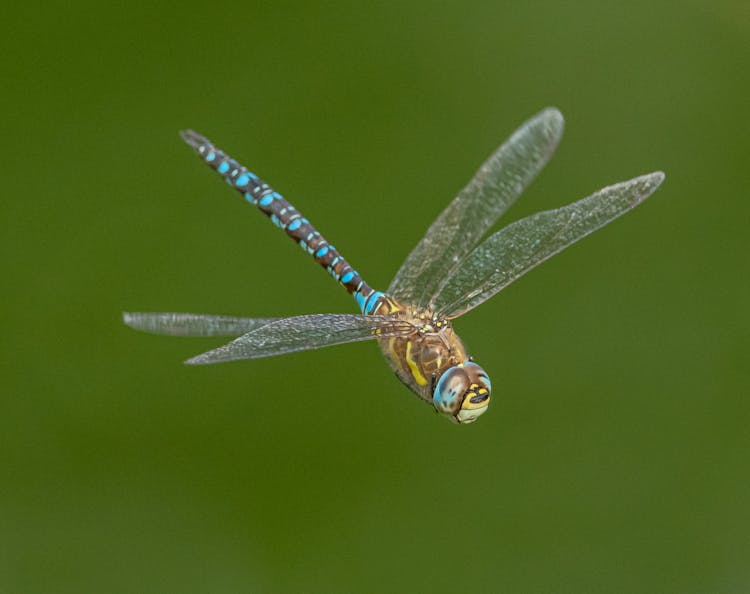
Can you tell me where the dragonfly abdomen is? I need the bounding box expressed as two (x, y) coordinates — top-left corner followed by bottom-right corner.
(180, 130), (384, 314)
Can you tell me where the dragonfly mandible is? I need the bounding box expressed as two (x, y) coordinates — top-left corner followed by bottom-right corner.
(124, 108), (664, 424)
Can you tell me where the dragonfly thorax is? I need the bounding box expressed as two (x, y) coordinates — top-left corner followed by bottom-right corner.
(413, 308), (450, 335)
(375, 300), (491, 424)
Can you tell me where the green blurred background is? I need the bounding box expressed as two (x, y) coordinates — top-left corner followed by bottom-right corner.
(2, 1), (748, 592)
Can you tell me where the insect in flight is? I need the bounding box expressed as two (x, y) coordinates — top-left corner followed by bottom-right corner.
(124, 108), (664, 424)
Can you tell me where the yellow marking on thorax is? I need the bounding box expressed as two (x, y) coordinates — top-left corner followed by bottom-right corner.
(373, 296), (402, 316)
(405, 340), (428, 386)
(387, 336), (398, 360)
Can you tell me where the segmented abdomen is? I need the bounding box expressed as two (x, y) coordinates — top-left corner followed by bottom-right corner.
(180, 130), (385, 314)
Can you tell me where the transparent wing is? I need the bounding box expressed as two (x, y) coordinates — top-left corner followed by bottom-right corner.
(433, 172), (666, 318)
(388, 107), (564, 307)
(123, 312), (279, 337)
(184, 313), (415, 365)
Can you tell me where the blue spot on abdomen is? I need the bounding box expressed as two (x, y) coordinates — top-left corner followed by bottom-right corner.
(364, 291), (385, 314)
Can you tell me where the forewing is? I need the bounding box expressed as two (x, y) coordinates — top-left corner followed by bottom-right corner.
(434, 172), (665, 318)
(123, 312), (279, 337)
(184, 314), (415, 365)
(388, 107), (564, 307)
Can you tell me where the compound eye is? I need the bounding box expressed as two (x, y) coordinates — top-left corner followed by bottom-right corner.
(432, 366), (470, 416)
(456, 362), (492, 424)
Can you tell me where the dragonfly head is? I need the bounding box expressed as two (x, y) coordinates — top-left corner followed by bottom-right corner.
(432, 362), (491, 424)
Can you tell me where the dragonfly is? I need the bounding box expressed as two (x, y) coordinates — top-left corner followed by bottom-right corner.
(124, 108), (664, 424)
